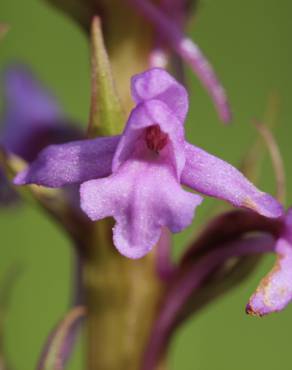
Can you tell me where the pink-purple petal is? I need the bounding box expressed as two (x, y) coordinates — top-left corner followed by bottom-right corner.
(247, 238), (292, 316)
(247, 208), (292, 316)
(182, 143), (283, 218)
(81, 158), (202, 259)
(131, 68), (188, 122)
(14, 136), (120, 187)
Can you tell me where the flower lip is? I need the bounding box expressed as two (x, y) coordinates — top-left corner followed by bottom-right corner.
(145, 124), (168, 153)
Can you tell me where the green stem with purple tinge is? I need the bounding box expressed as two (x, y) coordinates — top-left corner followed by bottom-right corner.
(78, 4), (168, 368)
(42, 2), (171, 368)
(83, 219), (164, 370)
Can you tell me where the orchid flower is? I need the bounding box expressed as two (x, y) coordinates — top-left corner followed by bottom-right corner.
(14, 68), (283, 258)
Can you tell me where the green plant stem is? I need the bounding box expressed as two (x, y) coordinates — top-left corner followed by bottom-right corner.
(83, 219), (164, 370)
(101, 0), (154, 115)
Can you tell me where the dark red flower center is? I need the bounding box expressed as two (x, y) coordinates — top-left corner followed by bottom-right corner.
(145, 125), (168, 152)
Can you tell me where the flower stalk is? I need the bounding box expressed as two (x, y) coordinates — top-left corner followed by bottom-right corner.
(81, 19), (165, 370)
(83, 220), (164, 370)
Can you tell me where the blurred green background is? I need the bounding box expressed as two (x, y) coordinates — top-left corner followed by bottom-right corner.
(0, 0), (292, 369)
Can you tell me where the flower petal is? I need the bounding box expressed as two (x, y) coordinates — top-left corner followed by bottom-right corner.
(131, 68), (188, 122)
(247, 208), (292, 316)
(181, 143), (283, 218)
(14, 136), (120, 187)
(247, 238), (292, 316)
(112, 99), (185, 177)
(80, 158), (202, 259)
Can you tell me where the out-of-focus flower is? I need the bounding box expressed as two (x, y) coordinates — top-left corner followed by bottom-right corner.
(1, 65), (80, 161)
(14, 68), (282, 258)
(247, 208), (292, 316)
(129, 0), (231, 122)
(45, 0), (231, 122)
(0, 65), (81, 205)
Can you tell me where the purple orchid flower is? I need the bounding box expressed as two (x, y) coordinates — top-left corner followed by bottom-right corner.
(14, 68), (283, 258)
(247, 208), (292, 316)
(0, 65), (81, 205)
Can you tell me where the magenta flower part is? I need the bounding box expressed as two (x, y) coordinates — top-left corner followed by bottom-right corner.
(149, 0), (188, 68)
(247, 208), (292, 316)
(181, 143), (282, 218)
(128, 0), (232, 123)
(80, 96), (202, 258)
(15, 135), (120, 188)
(159, 0), (190, 27)
(14, 68), (283, 259)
